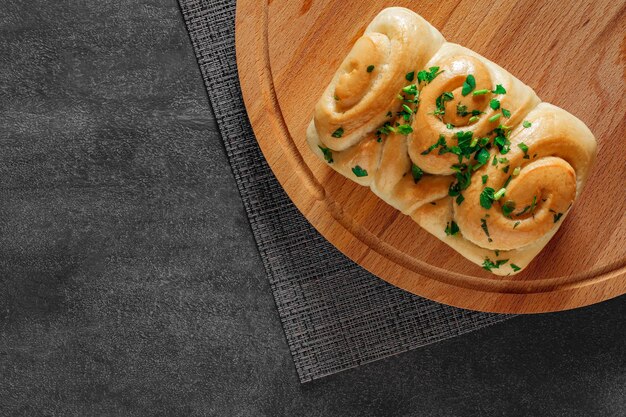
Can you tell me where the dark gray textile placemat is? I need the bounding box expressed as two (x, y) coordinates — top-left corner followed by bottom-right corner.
(178, 0), (510, 383)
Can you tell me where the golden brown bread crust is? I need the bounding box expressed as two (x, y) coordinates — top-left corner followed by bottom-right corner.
(307, 7), (597, 275)
(314, 7), (444, 151)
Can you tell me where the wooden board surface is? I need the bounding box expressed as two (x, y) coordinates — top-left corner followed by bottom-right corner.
(235, 0), (626, 313)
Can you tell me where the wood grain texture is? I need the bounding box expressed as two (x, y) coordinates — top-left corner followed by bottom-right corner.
(235, 0), (626, 313)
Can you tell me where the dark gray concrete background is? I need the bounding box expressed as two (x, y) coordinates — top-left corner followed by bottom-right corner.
(0, 1), (624, 416)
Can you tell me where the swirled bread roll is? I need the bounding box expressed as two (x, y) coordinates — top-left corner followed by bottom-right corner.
(307, 7), (597, 275)
(314, 7), (444, 151)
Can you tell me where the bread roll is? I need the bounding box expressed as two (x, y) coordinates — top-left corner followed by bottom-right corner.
(307, 7), (597, 275)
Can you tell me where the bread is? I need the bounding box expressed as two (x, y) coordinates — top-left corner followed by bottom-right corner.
(307, 7), (597, 275)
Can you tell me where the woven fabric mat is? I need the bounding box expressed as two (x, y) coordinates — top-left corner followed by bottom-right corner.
(178, 0), (511, 383)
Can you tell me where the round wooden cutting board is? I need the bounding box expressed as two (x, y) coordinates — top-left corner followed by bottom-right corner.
(235, 0), (626, 313)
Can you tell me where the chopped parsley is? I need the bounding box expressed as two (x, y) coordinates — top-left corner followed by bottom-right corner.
(480, 218), (492, 242)
(411, 164), (423, 183)
(456, 103), (469, 117)
(417, 66), (442, 84)
(386, 111), (393, 117)
(445, 221), (460, 236)
(461, 74), (476, 96)
(446, 123), (455, 129)
(492, 84), (507, 94)
(475, 148), (490, 166)
(482, 257), (509, 272)
(553, 212), (563, 223)
(482, 175), (488, 184)
(448, 165), (472, 197)
(434, 92), (454, 117)
(489, 99), (501, 110)
(397, 124), (413, 135)
(510, 264), (521, 272)
(523, 120), (532, 128)
(331, 127), (344, 138)
(352, 165), (368, 177)
(421, 135), (446, 155)
(405, 71), (415, 81)
(480, 187), (496, 209)
(502, 165), (510, 173)
(367, 65), (375, 73)
(493, 125), (511, 154)
(502, 108), (511, 118)
(318, 146), (333, 163)
(377, 122), (396, 135)
(518, 142), (529, 155)
(530, 195), (537, 215)
(456, 194), (465, 205)
(502, 200), (515, 217)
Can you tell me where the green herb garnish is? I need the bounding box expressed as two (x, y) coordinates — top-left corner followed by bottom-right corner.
(518, 142), (529, 155)
(367, 65), (375, 73)
(523, 120), (532, 128)
(480, 187), (496, 209)
(421, 135), (446, 155)
(482, 175), (488, 184)
(417, 66), (442, 84)
(492, 84), (506, 94)
(502, 200), (516, 217)
(502, 108), (511, 118)
(482, 257), (509, 272)
(411, 164), (423, 183)
(489, 99), (501, 110)
(480, 218), (491, 241)
(461, 74), (476, 96)
(377, 122), (396, 135)
(397, 124), (413, 135)
(553, 212), (563, 223)
(488, 113), (502, 123)
(445, 221), (460, 236)
(456, 194), (465, 205)
(493, 188), (506, 201)
(402, 84), (418, 95)
(475, 148), (490, 166)
(331, 127), (344, 138)
(405, 71), (415, 81)
(434, 91), (454, 117)
(473, 89), (490, 96)
(352, 165), (368, 177)
(318, 146), (333, 164)
(456, 103), (469, 117)
(511, 264), (521, 272)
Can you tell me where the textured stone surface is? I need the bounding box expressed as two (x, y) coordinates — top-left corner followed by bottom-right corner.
(0, 1), (624, 416)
